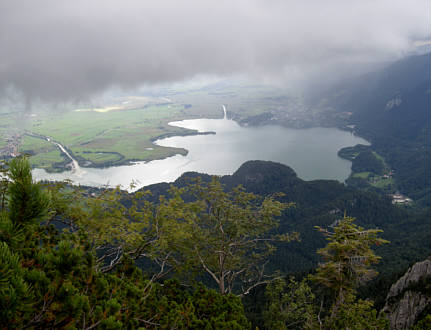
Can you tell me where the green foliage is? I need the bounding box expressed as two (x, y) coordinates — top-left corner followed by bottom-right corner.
(337, 144), (370, 161)
(68, 172), (296, 296)
(146, 280), (250, 329)
(0, 159), (8, 211)
(7, 157), (50, 225)
(25, 104), (189, 171)
(412, 314), (431, 329)
(310, 216), (389, 328)
(173, 176), (297, 295)
(351, 150), (385, 175)
(0, 157), (408, 328)
(311, 216), (389, 307)
(324, 297), (389, 330)
(0, 212), (24, 250)
(322, 52), (431, 206)
(263, 277), (317, 329)
(0, 242), (33, 327)
(0, 158), (251, 328)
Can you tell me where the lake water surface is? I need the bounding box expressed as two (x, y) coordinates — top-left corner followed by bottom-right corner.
(33, 117), (368, 191)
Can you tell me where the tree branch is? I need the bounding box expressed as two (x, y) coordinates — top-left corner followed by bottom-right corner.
(195, 247), (220, 285)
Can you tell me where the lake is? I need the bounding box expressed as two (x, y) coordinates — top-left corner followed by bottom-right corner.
(32, 117), (369, 191)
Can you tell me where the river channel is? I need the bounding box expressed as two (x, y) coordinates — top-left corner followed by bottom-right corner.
(32, 115), (368, 191)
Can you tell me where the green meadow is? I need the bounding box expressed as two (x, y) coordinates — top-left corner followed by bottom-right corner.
(4, 81), (301, 172)
(24, 104), (193, 170)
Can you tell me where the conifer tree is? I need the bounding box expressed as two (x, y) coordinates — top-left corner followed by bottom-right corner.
(7, 157), (50, 226)
(311, 215), (389, 328)
(312, 216), (388, 306)
(0, 157), (251, 328)
(0, 242), (33, 326)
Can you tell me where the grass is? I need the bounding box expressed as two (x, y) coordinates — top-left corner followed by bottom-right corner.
(25, 104), (192, 169)
(372, 151), (386, 164)
(75, 152), (123, 165)
(19, 135), (55, 153)
(19, 135), (65, 168)
(352, 172), (371, 179)
(10, 81), (300, 171)
(371, 178), (395, 189)
(28, 150), (65, 169)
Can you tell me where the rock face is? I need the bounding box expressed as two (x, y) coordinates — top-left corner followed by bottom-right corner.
(383, 257), (431, 329)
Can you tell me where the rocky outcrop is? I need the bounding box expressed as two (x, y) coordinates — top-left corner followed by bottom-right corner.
(383, 257), (431, 329)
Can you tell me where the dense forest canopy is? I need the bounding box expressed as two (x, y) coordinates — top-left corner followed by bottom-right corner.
(320, 52), (431, 206)
(4, 157), (425, 329)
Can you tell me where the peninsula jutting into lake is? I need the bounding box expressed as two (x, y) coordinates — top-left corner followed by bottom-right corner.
(33, 112), (368, 191)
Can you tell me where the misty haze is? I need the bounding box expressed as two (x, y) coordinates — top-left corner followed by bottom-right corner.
(32, 113), (368, 190)
(2, 1), (431, 329)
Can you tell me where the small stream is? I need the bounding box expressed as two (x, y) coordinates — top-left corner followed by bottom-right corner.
(51, 140), (83, 176)
(32, 106), (369, 191)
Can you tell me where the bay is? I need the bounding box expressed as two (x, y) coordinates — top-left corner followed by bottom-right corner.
(32, 117), (368, 191)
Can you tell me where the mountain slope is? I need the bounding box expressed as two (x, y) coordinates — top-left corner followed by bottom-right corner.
(139, 160), (431, 274)
(321, 52), (431, 204)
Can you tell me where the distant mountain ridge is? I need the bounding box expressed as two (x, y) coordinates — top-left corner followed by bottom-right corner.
(320, 52), (431, 204)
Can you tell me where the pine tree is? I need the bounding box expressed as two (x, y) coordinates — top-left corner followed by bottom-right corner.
(0, 158), (251, 328)
(0, 242), (33, 327)
(311, 215), (389, 328)
(7, 157), (50, 226)
(312, 216), (388, 307)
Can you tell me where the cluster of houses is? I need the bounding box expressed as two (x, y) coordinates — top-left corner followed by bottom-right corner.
(382, 170), (395, 179)
(360, 169), (413, 205)
(0, 132), (21, 158)
(391, 193), (413, 205)
(367, 170), (394, 185)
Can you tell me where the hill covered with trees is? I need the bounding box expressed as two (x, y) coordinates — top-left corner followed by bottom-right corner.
(317, 52), (431, 205)
(144, 160), (431, 276)
(3, 157), (431, 328)
(0, 158), (251, 328)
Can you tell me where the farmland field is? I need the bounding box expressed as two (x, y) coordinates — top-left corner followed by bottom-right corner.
(1, 80), (310, 172)
(24, 104), (194, 170)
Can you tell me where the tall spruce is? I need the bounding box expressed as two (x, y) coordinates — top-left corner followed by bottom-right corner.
(311, 215), (389, 328)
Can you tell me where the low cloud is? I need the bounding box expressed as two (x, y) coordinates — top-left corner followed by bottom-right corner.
(1, 0), (431, 101)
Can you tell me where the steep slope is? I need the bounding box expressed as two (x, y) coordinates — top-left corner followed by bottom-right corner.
(321, 52), (431, 205)
(383, 257), (431, 329)
(138, 160), (431, 274)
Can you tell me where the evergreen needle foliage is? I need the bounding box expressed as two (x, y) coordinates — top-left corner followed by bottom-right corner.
(312, 216), (389, 305)
(311, 215), (389, 328)
(0, 157), (250, 328)
(0, 157), (396, 329)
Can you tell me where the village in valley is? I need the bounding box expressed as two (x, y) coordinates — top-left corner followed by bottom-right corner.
(1, 130), (21, 159)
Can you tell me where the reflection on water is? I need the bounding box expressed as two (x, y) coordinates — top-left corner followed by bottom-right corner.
(33, 117), (369, 191)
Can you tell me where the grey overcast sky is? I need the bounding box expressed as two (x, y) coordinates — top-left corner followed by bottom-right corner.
(1, 0), (431, 101)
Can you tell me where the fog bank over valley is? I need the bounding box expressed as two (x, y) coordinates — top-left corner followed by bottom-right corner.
(1, 0), (431, 105)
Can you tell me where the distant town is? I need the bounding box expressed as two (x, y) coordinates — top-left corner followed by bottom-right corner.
(1, 131), (21, 158)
